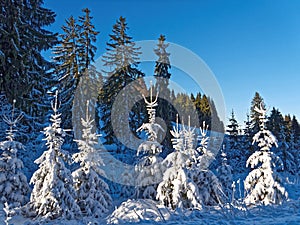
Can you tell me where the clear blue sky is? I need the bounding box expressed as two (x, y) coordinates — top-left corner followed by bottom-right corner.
(43, 0), (300, 126)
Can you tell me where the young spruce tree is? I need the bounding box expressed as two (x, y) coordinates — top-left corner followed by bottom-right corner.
(26, 92), (80, 220)
(0, 100), (30, 208)
(135, 84), (165, 199)
(72, 101), (112, 217)
(244, 103), (288, 206)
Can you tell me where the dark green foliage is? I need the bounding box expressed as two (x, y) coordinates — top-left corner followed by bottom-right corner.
(0, 0), (57, 138)
(0, 0), (57, 108)
(267, 107), (285, 141)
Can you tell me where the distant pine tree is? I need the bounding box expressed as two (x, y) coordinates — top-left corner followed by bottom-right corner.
(267, 107), (285, 141)
(226, 109), (239, 139)
(250, 92), (265, 137)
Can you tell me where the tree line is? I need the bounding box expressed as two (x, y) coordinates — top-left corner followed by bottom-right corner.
(0, 2), (224, 164)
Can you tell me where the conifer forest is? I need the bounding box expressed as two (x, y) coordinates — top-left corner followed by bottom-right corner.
(0, 1), (299, 224)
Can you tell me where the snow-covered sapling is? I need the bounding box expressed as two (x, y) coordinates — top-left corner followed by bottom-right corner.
(0, 100), (30, 208)
(156, 115), (201, 210)
(216, 147), (233, 200)
(244, 103), (288, 206)
(72, 101), (112, 217)
(26, 91), (80, 220)
(191, 121), (224, 206)
(135, 83), (164, 199)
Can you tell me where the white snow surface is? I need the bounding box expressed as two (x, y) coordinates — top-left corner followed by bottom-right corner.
(1, 181), (300, 225)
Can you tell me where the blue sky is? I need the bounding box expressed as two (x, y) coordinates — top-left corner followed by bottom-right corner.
(43, 0), (300, 126)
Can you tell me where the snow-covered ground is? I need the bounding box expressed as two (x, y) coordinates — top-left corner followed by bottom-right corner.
(1, 178), (299, 225)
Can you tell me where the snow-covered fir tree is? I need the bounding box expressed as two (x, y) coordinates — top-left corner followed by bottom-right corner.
(135, 84), (165, 199)
(0, 100), (30, 208)
(156, 115), (201, 210)
(244, 103), (288, 206)
(216, 147), (233, 199)
(190, 121), (224, 206)
(72, 101), (112, 218)
(26, 92), (80, 220)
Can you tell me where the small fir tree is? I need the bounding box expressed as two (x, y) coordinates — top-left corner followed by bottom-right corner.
(216, 147), (233, 199)
(191, 122), (224, 206)
(226, 109), (239, 140)
(26, 92), (80, 220)
(156, 115), (201, 210)
(244, 103), (288, 206)
(135, 84), (165, 199)
(0, 100), (30, 208)
(72, 101), (112, 217)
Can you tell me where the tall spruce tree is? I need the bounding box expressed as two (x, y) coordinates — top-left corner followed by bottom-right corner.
(98, 16), (145, 154)
(53, 9), (99, 143)
(53, 16), (80, 132)
(0, 0), (57, 149)
(73, 8), (100, 140)
(78, 8), (99, 73)
(0, 0), (57, 110)
(153, 35), (173, 152)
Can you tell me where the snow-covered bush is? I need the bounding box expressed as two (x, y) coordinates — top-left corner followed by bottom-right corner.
(72, 101), (112, 217)
(0, 101), (30, 208)
(135, 86), (165, 199)
(107, 199), (170, 224)
(244, 103), (288, 206)
(26, 92), (80, 220)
